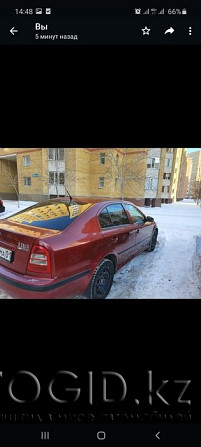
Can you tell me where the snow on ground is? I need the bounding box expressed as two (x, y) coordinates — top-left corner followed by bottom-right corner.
(0, 199), (201, 299)
(0, 200), (37, 219)
(107, 199), (201, 299)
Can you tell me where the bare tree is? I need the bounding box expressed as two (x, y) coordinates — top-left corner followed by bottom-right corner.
(3, 160), (20, 207)
(92, 148), (149, 200)
(190, 180), (201, 205)
(49, 148), (163, 201)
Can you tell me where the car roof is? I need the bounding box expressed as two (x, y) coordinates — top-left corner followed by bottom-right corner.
(49, 197), (140, 210)
(57, 196), (135, 205)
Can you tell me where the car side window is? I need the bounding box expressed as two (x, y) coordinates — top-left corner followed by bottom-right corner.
(124, 203), (145, 224)
(106, 204), (130, 226)
(98, 207), (113, 228)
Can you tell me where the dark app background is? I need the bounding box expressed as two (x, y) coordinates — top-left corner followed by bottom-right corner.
(0, 43), (200, 423)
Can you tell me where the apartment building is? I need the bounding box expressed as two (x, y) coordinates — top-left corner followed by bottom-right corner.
(188, 150), (201, 195)
(0, 148), (48, 201)
(0, 148), (188, 206)
(186, 157), (193, 197)
(144, 148), (161, 207)
(177, 149), (190, 200)
(170, 148), (183, 202)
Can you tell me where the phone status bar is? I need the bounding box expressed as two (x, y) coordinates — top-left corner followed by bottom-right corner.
(133, 7), (188, 15)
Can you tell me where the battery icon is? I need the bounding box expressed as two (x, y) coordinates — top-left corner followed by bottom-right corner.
(182, 8), (187, 14)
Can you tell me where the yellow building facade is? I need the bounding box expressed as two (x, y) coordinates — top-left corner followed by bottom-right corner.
(0, 148), (49, 201)
(0, 148), (188, 206)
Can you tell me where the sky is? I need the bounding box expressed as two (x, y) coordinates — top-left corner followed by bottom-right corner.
(186, 148), (201, 153)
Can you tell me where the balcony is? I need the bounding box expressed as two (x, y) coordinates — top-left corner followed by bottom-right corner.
(162, 179), (170, 186)
(163, 167), (172, 174)
(48, 160), (65, 172)
(161, 192), (169, 199)
(49, 184), (65, 195)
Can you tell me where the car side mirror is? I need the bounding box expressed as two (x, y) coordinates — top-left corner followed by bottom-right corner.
(146, 216), (154, 222)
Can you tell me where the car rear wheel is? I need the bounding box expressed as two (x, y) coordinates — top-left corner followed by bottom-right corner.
(86, 259), (114, 299)
(147, 229), (158, 252)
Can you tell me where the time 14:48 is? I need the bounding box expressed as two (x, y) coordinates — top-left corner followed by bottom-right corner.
(15, 9), (34, 14)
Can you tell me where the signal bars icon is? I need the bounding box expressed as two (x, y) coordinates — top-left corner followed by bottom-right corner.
(143, 8), (164, 15)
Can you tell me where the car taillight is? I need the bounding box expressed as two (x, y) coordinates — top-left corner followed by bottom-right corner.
(27, 245), (51, 274)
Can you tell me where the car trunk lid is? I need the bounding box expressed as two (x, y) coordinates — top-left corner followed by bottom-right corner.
(0, 220), (59, 275)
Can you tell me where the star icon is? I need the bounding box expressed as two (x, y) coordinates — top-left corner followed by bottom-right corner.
(142, 26), (151, 35)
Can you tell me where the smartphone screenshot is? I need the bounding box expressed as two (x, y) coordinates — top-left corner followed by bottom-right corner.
(0, 1), (200, 446)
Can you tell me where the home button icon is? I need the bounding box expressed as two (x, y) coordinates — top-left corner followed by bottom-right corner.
(97, 431), (106, 441)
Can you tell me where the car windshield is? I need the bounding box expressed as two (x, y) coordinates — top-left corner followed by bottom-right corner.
(8, 200), (92, 231)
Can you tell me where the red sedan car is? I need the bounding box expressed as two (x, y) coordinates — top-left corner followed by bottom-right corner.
(0, 198), (158, 299)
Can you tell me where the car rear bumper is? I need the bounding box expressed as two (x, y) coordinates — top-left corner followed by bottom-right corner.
(0, 264), (91, 299)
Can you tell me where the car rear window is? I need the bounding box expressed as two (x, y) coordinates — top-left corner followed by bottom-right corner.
(98, 208), (113, 228)
(98, 204), (130, 228)
(107, 204), (130, 226)
(8, 201), (92, 231)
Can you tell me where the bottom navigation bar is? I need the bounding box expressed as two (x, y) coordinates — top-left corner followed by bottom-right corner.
(0, 424), (200, 446)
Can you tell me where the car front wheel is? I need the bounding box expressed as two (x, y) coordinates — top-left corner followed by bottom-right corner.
(86, 259), (114, 299)
(147, 229), (158, 252)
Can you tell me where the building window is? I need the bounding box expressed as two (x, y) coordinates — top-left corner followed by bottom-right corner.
(147, 157), (160, 169)
(55, 172), (59, 184)
(166, 148), (174, 153)
(49, 172), (54, 184)
(24, 177), (31, 186)
(100, 153), (105, 165)
(49, 148), (54, 160)
(49, 148), (64, 161)
(162, 186), (170, 193)
(163, 173), (171, 180)
(49, 172), (65, 185)
(59, 173), (65, 185)
(99, 177), (104, 188)
(165, 158), (173, 168)
(23, 155), (30, 166)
